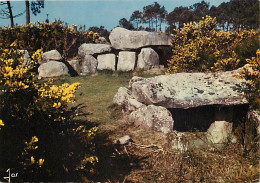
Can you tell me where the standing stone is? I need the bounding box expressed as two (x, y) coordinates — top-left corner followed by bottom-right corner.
(38, 61), (69, 79)
(137, 48), (159, 70)
(206, 121), (233, 144)
(78, 43), (112, 57)
(68, 60), (81, 74)
(81, 55), (98, 75)
(97, 54), (116, 71)
(129, 105), (174, 134)
(247, 110), (260, 137)
(109, 27), (171, 50)
(117, 51), (136, 71)
(40, 50), (62, 65)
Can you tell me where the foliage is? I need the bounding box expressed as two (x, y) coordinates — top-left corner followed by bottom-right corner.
(119, 18), (135, 30)
(89, 26), (110, 42)
(0, 20), (99, 59)
(0, 44), (98, 181)
(166, 16), (258, 73)
(234, 50), (260, 109)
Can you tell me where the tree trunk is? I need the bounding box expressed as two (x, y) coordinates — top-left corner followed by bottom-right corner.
(7, 1), (14, 27)
(155, 17), (158, 31)
(25, 0), (30, 24)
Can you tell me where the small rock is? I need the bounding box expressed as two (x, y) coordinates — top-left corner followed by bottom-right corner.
(68, 60), (81, 74)
(40, 50), (62, 65)
(20, 50), (32, 67)
(114, 135), (133, 145)
(206, 121), (233, 144)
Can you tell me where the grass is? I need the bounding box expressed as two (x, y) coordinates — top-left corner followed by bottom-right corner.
(53, 72), (259, 183)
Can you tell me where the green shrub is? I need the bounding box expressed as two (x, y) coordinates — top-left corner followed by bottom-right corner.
(0, 20), (99, 59)
(0, 44), (98, 181)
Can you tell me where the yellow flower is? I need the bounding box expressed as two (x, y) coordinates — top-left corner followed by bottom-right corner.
(32, 136), (38, 143)
(53, 102), (61, 109)
(31, 156), (35, 164)
(38, 158), (44, 167)
(0, 120), (4, 126)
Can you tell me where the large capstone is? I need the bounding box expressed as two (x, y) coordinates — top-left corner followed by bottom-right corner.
(129, 72), (249, 108)
(109, 27), (171, 50)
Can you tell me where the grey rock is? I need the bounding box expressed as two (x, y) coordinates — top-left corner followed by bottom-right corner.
(247, 110), (260, 136)
(129, 105), (174, 134)
(117, 51), (136, 71)
(109, 27), (171, 50)
(68, 60), (81, 74)
(40, 50), (62, 65)
(172, 131), (209, 152)
(20, 50), (31, 67)
(95, 37), (109, 44)
(38, 61), (69, 79)
(137, 48), (159, 70)
(129, 71), (248, 108)
(114, 135), (133, 145)
(78, 43), (111, 57)
(97, 54), (116, 71)
(206, 121), (233, 144)
(81, 55), (98, 75)
(113, 87), (145, 112)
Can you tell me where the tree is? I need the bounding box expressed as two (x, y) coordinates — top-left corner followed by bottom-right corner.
(143, 2), (167, 31)
(25, 0), (44, 24)
(25, 0), (30, 24)
(230, 0), (259, 31)
(190, 0), (210, 21)
(130, 10), (142, 29)
(119, 18), (134, 30)
(166, 6), (192, 29)
(0, 1), (25, 27)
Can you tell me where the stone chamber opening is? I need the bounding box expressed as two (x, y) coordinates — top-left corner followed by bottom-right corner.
(170, 104), (249, 132)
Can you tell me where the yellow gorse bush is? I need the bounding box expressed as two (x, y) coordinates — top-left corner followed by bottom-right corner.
(166, 15), (258, 74)
(234, 49), (260, 90)
(0, 45), (98, 181)
(0, 20), (99, 59)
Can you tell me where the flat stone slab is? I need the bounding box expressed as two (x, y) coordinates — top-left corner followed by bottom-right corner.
(78, 43), (112, 57)
(129, 71), (248, 108)
(109, 27), (171, 50)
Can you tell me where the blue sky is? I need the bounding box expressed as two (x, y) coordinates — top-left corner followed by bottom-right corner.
(0, 0), (228, 30)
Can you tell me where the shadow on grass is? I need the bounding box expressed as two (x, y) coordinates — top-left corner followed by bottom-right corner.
(69, 103), (146, 182)
(93, 130), (146, 182)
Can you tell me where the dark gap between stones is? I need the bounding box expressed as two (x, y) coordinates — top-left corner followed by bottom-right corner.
(169, 104), (249, 132)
